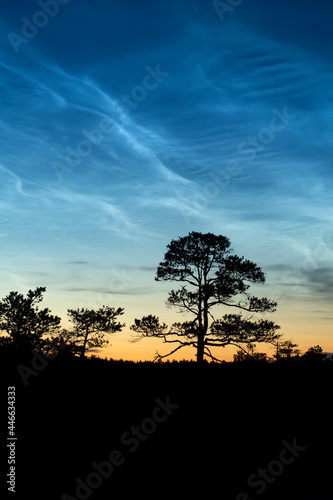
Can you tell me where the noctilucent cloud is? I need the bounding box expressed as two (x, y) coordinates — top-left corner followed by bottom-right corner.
(1, 0), (332, 360)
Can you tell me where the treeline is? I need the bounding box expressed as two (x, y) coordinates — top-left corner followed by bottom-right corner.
(0, 286), (330, 365)
(233, 340), (331, 364)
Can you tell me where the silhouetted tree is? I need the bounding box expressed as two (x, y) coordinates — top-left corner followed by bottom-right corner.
(0, 287), (61, 352)
(65, 306), (125, 357)
(274, 339), (301, 360)
(233, 343), (268, 362)
(131, 232), (281, 363)
(302, 345), (326, 363)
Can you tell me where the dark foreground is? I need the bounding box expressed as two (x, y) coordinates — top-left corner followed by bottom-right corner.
(1, 354), (332, 500)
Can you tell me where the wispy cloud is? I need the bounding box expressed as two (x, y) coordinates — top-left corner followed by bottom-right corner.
(306, 267), (333, 296)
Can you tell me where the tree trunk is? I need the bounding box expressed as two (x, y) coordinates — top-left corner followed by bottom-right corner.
(81, 327), (89, 357)
(197, 334), (205, 364)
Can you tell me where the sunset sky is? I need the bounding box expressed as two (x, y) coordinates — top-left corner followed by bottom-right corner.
(1, 0), (332, 361)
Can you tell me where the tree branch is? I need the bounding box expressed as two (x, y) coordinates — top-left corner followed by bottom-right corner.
(153, 340), (196, 362)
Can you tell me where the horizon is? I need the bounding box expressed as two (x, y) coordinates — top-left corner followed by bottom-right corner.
(0, 278), (331, 363)
(1, 0), (332, 362)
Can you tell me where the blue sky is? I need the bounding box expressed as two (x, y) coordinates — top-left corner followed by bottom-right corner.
(1, 0), (332, 360)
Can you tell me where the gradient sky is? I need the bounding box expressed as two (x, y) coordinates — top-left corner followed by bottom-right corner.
(1, 0), (332, 361)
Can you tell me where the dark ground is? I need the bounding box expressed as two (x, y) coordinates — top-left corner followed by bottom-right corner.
(1, 353), (332, 500)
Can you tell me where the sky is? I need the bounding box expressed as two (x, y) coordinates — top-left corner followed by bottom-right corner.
(0, 0), (332, 361)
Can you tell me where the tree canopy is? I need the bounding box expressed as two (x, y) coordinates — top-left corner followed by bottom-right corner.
(0, 287), (61, 351)
(63, 306), (125, 357)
